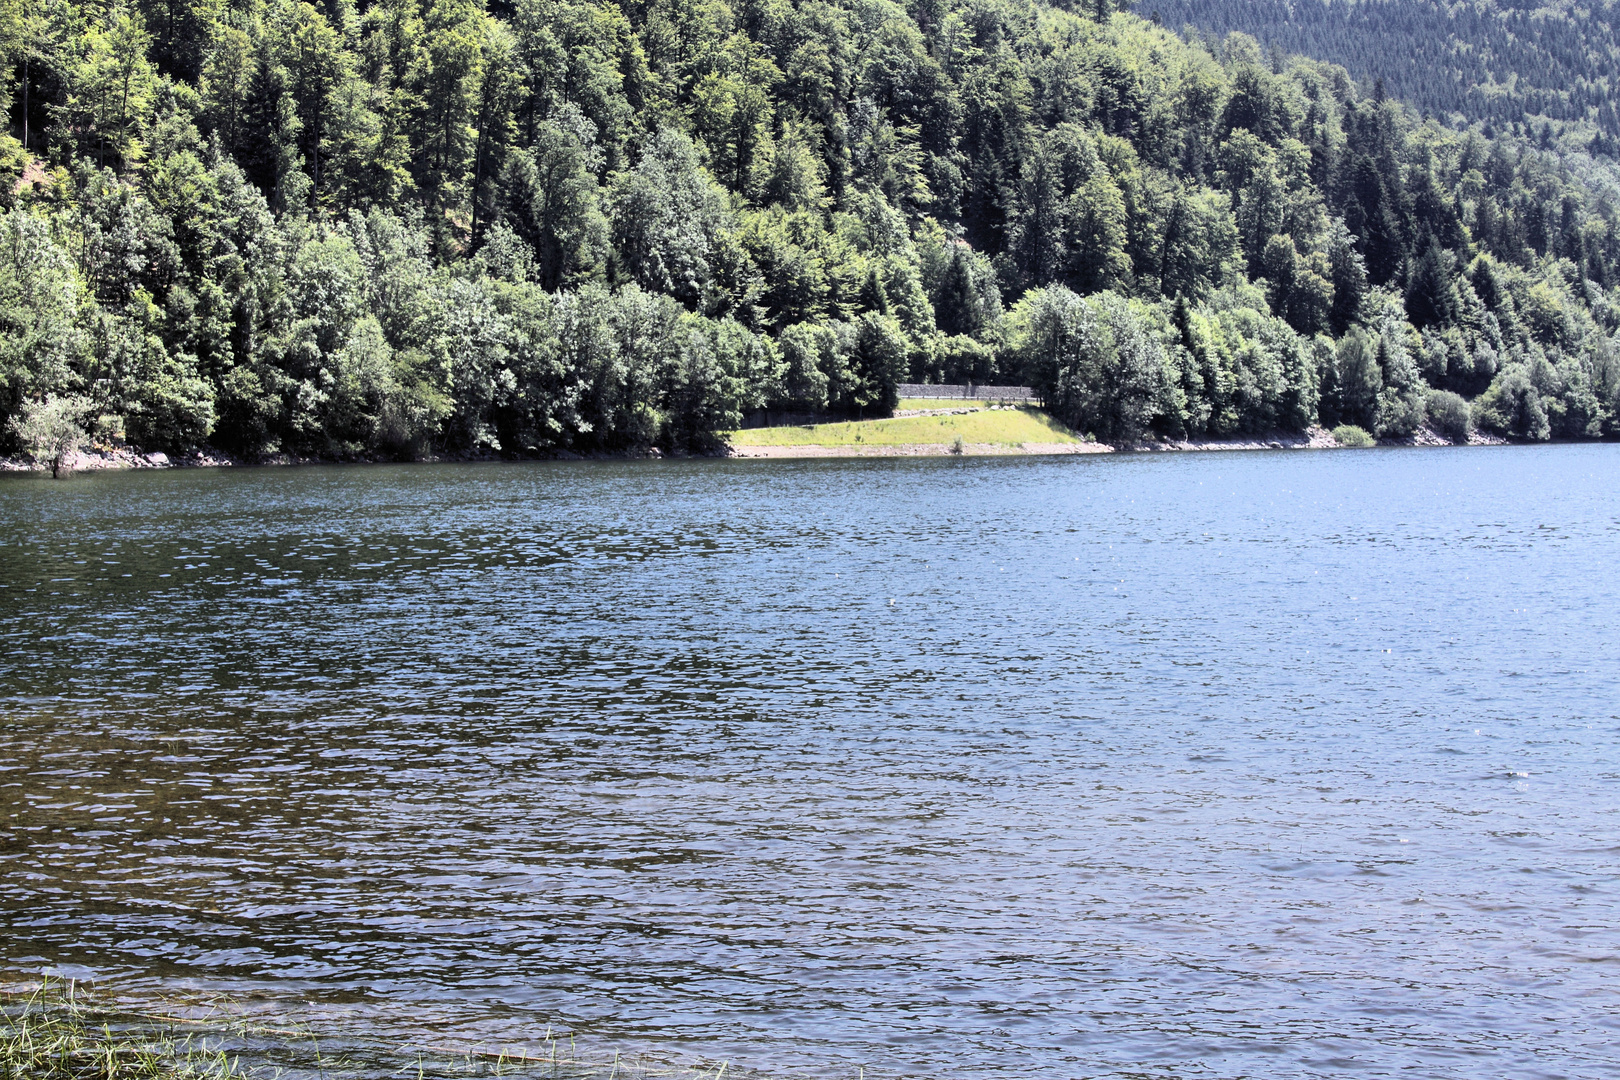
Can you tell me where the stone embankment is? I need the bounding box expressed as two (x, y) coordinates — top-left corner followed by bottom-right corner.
(891, 404), (1024, 418)
(897, 383), (1038, 402)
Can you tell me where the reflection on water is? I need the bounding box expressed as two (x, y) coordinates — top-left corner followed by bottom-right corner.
(2, 448), (1619, 1079)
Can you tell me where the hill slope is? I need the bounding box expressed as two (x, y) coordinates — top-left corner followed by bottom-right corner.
(2, 0), (1618, 459)
(1149, 0), (1620, 145)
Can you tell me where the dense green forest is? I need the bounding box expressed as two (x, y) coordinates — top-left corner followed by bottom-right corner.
(1151, 0), (1620, 146)
(3, 0), (1620, 460)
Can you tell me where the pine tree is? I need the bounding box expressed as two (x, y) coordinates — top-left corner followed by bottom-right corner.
(857, 266), (890, 317)
(935, 246), (984, 337)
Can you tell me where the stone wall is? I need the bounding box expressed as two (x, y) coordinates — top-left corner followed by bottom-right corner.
(897, 383), (1038, 402)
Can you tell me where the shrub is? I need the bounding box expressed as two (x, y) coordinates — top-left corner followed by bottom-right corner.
(9, 394), (91, 477)
(1426, 389), (1471, 443)
(125, 360), (216, 454)
(1332, 423), (1374, 447)
(1474, 367), (1550, 440)
(1010, 286), (1163, 444)
(1373, 387), (1426, 438)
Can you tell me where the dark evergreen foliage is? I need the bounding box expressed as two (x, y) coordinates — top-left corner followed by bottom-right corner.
(1152, 0), (1620, 140)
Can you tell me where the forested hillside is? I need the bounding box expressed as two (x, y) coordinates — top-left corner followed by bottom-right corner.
(3, 0), (1619, 460)
(1150, 0), (1620, 146)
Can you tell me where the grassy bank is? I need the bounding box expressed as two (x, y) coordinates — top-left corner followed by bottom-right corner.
(728, 407), (1082, 449)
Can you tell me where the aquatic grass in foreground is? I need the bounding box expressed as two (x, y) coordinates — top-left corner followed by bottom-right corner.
(1, 982), (240, 1080)
(1, 984), (773, 1080)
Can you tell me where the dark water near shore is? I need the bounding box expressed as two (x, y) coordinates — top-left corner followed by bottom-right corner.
(3, 447), (1619, 1079)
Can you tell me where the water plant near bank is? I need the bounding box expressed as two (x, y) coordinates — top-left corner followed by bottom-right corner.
(1, 983), (751, 1080)
(0, 983), (241, 1080)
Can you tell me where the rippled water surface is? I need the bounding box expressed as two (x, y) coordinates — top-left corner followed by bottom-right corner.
(3, 447), (1620, 1079)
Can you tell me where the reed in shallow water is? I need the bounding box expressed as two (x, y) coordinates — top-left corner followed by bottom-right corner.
(1, 983), (757, 1080)
(1, 981), (240, 1080)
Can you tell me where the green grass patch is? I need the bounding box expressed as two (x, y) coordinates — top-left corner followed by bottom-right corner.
(729, 407), (1082, 447)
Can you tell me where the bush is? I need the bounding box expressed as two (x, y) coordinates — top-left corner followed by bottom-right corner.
(1319, 329), (1381, 429)
(1426, 389), (1471, 443)
(1474, 367), (1550, 440)
(125, 362), (215, 453)
(0, 210), (90, 436)
(1373, 387), (1425, 438)
(9, 394), (91, 477)
(1332, 423), (1374, 447)
(1010, 286), (1163, 444)
(934, 334), (994, 385)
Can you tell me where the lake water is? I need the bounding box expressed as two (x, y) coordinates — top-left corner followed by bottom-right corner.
(2, 447), (1619, 1079)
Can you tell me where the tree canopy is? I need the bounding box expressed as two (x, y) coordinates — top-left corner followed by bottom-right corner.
(4, 0), (1620, 458)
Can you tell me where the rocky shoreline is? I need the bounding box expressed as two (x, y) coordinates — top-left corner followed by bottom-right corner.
(0, 425), (1521, 474)
(0, 441), (668, 473)
(1, 442), (282, 472)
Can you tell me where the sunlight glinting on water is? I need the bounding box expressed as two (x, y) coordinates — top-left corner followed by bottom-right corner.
(3, 447), (1619, 1078)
